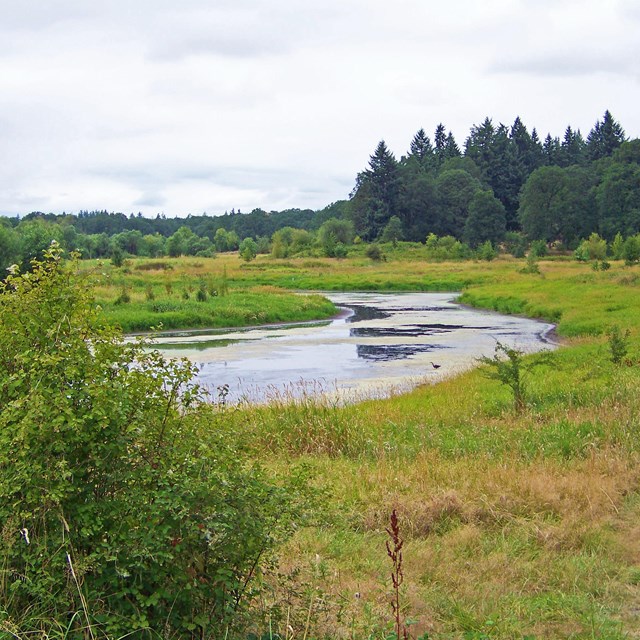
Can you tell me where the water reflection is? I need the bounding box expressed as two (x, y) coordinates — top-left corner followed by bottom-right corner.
(150, 292), (555, 404)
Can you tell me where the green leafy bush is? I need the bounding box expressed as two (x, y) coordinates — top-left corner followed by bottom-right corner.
(0, 246), (311, 637)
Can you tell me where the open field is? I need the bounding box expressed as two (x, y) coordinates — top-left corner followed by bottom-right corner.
(78, 250), (640, 638)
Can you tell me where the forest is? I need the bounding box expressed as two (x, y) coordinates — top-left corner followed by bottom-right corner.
(1, 110), (639, 271)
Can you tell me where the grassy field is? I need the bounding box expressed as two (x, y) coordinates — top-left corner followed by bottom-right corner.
(86, 250), (640, 638)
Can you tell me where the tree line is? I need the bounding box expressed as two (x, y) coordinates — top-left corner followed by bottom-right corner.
(348, 110), (636, 247)
(1, 110), (638, 271)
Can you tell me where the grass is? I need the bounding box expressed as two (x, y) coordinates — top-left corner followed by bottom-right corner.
(65, 250), (640, 637)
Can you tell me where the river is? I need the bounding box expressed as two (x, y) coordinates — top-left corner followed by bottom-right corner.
(150, 292), (555, 404)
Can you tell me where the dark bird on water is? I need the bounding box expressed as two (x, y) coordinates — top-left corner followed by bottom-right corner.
(430, 362), (441, 369)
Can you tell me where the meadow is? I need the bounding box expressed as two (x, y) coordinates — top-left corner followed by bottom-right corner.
(82, 249), (640, 639)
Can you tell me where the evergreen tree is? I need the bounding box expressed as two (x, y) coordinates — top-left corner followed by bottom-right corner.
(530, 128), (545, 168)
(408, 128), (434, 168)
(434, 123), (448, 167)
(542, 134), (562, 166)
(587, 110), (626, 161)
(350, 140), (400, 240)
(511, 117), (542, 175)
(559, 126), (586, 166)
(445, 132), (461, 159)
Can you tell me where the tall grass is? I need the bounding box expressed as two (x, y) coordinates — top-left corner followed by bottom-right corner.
(71, 251), (640, 638)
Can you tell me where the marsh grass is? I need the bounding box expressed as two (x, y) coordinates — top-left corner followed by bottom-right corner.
(213, 332), (640, 637)
(69, 251), (640, 638)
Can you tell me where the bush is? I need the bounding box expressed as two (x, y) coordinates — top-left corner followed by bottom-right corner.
(239, 237), (258, 262)
(607, 324), (630, 365)
(476, 240), (497, 261)
(529, 239), (548, 257)
(0, 247), (312, 637)
(365, 243), (385, 261)
(478, 342), (553, 414)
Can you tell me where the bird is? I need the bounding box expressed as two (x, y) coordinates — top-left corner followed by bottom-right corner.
(430, 362), (441, 369)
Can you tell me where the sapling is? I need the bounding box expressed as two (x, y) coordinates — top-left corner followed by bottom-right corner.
(478, 342), (553, 414)
(607, 325), (630, 365)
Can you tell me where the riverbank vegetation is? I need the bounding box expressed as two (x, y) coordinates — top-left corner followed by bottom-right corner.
(2, 246), (639, 638)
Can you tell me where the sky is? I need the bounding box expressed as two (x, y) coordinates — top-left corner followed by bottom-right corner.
(1, 0), (639, 218)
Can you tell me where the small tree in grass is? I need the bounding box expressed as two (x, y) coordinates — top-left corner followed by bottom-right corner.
(478, 342), (552, 414)
(239, 236), (258, 262)
(607, 324), (630, 365)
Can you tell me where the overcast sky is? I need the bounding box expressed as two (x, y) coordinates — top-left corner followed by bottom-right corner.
(1, 0), (639, 218)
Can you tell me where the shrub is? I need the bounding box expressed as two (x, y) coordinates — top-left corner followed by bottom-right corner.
(0, 247), (312, 637)
(478, 342), (552, 414)
(607, 324), (630, 365)
(239, 237), (258, 262)
(196, 281), (208, 302)
(110, 246), (125, 267)
(115, 286), (131, 304)
(476, 240), (497, 261)
(365, 243), (384, 261)
(529, 239), (548, 257)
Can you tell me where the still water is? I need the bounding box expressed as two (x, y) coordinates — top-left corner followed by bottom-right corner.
(151, 292), (555, 404)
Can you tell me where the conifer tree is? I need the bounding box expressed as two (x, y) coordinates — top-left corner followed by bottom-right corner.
(587, 110), (626, 160)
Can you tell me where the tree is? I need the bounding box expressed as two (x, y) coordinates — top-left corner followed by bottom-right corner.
(521, 165), (599, 248)
(559, 126), (586, 167)
(0, 246), (310, 636)
(381, 215), (404, 246)
(16, 218), (63, 268)
(166, 225), (200, 257)
(408, 128), (434, 168)
(397, 163), (437, 241)
(0, 224), (21, 272)
(478, 342), (552, 414)
(587, 110), (626, 161)
(542, 134), (562, 166)
(434, 169), (482, 237)
(463, 190), (506, 247)
(352, 140), (401, 240)
(595, 161), (640, 239)
(239, 236), (258, 261)
(434, 123), (448, 167)
(318, 217), (355, 256)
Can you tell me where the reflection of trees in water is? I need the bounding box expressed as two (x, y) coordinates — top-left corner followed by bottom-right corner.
(344, 304), (391, 323)
(350, 324), (470, 338)
(356, 343), (446, 362)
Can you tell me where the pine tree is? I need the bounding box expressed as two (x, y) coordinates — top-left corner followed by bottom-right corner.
(408, 129), (434, 167)
(445, 132), (461, 159)
(587, 110), (626, 161)
(349, 141), (400, 240)
(542, 134), (561, 166)
(434, 123), (448, 167)
(560, 126), (586, 166)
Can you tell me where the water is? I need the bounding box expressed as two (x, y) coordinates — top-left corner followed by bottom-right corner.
(149, 292), (556, 404)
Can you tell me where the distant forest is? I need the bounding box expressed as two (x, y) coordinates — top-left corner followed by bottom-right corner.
(1, 110), (639, 270)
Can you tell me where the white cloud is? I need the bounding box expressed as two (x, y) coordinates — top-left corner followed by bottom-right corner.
(0, 0), (638, 217)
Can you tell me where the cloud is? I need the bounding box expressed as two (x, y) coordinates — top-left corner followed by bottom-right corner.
(134, 193), (168, 208)
(0, 0), (639, 218)
(490, 51), (636, 78)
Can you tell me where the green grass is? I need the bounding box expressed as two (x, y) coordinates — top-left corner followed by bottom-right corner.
(70, 249), (640, 638)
